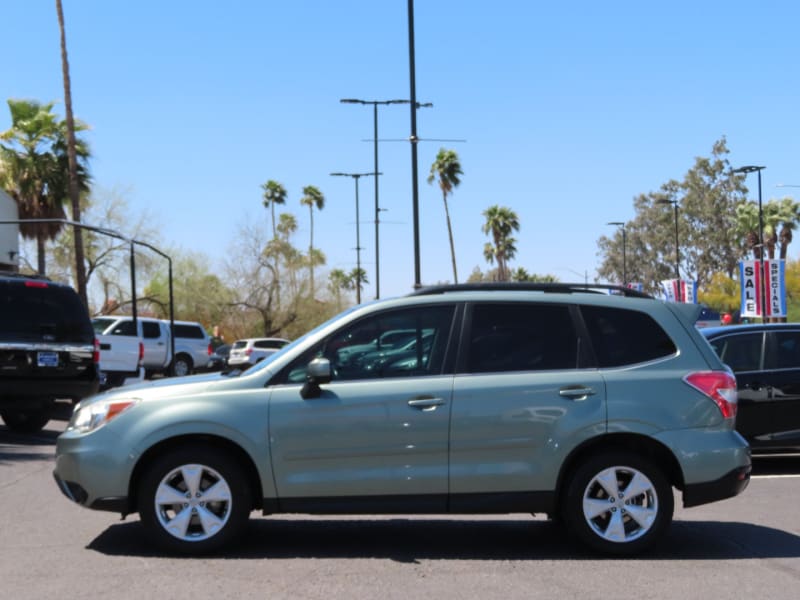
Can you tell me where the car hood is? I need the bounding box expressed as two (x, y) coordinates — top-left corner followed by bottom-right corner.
(85, 368), (271, 404)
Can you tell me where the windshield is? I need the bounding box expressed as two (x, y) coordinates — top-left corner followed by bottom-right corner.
(224, 305), (361, 376)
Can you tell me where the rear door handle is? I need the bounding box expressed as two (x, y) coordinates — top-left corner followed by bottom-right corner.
(408, 397), (445, 411)
(559, 386), (596, 401)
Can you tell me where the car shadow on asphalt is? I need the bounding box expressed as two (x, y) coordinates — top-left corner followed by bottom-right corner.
(87, 517), (800, 561)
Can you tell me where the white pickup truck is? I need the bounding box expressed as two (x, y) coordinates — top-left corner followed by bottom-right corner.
(91, 316), (175, 388)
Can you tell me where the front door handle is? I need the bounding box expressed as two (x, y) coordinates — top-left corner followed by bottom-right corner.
(408, 396), (445, 411)
(559, 386), (596, 401)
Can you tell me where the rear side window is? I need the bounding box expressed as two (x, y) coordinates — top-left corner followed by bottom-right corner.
(765, 330), (800, 370)
(142, 321), (162, 339)
(0, 281), (94, 343)
(581, 305), (676, 368)
(174, 324), (205, 339)
(466, 303), (579, 373)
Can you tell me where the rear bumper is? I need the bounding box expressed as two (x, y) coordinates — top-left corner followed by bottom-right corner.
(683, 464), (752, 507)
(0, 376), (99, 404)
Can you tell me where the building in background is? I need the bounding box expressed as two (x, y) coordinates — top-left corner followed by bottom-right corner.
(0, 190), (19, 272)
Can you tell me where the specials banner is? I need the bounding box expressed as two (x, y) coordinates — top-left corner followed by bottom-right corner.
(741, 260), (786, 318)
(661, 279), (697, 303)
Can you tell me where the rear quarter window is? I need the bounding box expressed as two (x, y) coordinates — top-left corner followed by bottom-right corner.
(581, 305), (677, 368)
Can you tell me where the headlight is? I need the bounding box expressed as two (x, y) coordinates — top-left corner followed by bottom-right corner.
(68, 398), (140, 433)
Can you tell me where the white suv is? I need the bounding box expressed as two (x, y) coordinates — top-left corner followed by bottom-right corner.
(228, 337), (290, 369)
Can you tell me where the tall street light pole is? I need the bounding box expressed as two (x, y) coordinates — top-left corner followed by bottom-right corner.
(330, 171), (378, 304)
(657, 199), (680, 279)
(607, 222), (627, 286)
(733, 165), (767, 321)
(340, 98), (413, 300)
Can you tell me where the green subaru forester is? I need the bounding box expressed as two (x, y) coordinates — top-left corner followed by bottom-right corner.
(54, 284), (751, 555)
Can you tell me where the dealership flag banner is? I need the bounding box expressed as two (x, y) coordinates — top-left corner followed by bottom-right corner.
(741, 259), (787, 318)
(661, 279), (697, 303)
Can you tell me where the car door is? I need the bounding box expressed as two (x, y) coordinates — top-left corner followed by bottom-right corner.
(762, 328), (800, 448)
(268, 304), (456, 511)
(449, 302), (606, 504)
(705, 330), (771, 443)
(141, 320), (169, 370)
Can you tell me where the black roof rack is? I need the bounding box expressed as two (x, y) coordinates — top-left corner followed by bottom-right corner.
(410, 282), (653, 299)
(0, 271), (52, 282)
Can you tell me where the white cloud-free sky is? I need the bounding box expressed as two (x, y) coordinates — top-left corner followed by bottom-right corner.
(3, 0), (799, 299)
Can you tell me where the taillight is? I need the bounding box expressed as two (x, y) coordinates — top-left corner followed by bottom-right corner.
(93, 338), (100, 364)
(207, 343), (212, 356)
(684, 371), (738, 419)
(138, 342), (144, 367)
(25, 280), (48, 288)
(245, 347), (253, 356)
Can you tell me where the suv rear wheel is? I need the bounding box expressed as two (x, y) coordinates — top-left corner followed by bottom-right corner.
(563, 452), (673, 555)
(172, 354), (193, 377)
(0, 408), (50, 433)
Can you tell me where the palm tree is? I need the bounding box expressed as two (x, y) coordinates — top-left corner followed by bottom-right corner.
(261, 180), (287, 239)
(772, 197), (800, 260)
(56, 0), (88, 306)
(300, 185), (325, 297)
(482, 205), (520, 281)
(734, 202), (762, 259)
(328, 268), (350, 311)
(427, 148), (463, 283)
(1, 100), (89, 275)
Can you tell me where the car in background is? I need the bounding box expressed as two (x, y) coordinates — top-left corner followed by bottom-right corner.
(695, 306), (722, 328)
(54, 283), (750, 556)
(702, 323), (800, 452)
(1, 273), (100, 433)
(227, 337), (290, 369)
(164, 320), (213, 376)
(206, 344), (231, 371)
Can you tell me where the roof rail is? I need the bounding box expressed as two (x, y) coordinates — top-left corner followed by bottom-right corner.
(0, 271), (52, 282)
(410, 282), (653, 299)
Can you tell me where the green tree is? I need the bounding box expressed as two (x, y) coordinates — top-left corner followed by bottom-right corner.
(482, 205), (520, 281)
(427, 148), (463, 283)
(261, 179), (287, 239)
(300, 184), (325, 298)
(598, 138), (747, 294)
(0, 99), (90, 275)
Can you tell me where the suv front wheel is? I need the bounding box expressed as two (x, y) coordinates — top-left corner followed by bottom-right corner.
(137, 445), (252, 554)
(563, 452), (673, 555)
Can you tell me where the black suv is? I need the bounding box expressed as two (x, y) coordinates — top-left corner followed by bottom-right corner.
(702, 323), (800, 452)
(0, 274), (100, 433)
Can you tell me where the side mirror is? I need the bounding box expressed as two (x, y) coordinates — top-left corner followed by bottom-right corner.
(300, 357), (332, 399)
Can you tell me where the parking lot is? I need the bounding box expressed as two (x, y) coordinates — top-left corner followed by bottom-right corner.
(2, 417), (800, 600)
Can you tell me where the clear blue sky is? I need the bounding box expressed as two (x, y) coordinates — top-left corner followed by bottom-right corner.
(3, 1), (799, 299)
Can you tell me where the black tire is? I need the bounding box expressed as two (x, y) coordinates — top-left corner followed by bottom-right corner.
(172, 354), (193, 377)
(138, 445), (252, 554)
(562, 452), (673, 555)
(0, 408), (50, 433)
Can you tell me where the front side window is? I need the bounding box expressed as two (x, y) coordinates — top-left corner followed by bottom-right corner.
(282, 305), (455, 383)
(581, 305), (676, 368)
(466, 303), (578, 373)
